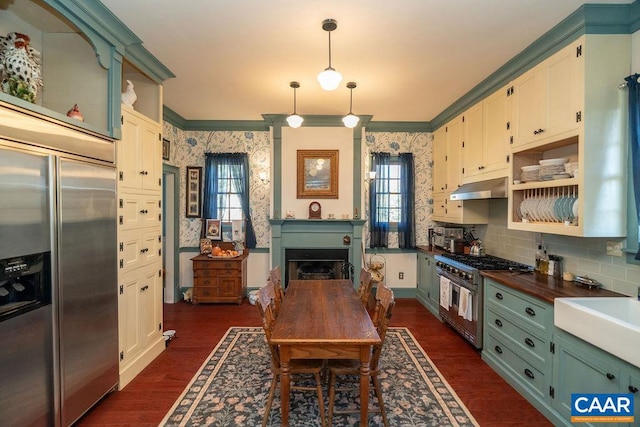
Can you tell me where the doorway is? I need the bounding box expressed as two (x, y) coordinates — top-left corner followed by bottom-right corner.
(163, 164), (180, 303)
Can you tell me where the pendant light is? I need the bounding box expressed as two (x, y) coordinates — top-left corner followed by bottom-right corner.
(317, 19), (342, 91)
(286, 81), (303, 128)
(342, 82), (360, 128)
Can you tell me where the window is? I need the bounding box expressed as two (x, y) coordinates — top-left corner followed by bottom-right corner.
(202, 153), (257, 248)
(369, 152), (415, 249)
(213, 163), (244, 222)
(372, 159), (402, 224)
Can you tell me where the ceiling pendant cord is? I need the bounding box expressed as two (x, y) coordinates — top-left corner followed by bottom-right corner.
(342, 81), (360, 128)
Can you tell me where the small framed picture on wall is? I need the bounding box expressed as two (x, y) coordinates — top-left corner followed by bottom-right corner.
(162, 138), (170, 160)
(185, 166), (202, 218)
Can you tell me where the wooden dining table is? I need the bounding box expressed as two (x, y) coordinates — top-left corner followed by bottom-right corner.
(270, 279), (381, 427)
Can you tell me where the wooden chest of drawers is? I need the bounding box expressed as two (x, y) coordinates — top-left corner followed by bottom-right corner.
(191, 250), (248, 304)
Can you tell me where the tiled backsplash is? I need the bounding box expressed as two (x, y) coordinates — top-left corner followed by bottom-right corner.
(478, 199), (639, 297)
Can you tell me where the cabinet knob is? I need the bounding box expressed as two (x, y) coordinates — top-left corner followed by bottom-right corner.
(494, 345), (503, 354)
(495, 292), (503, 300)
(525, 337), (535, 348)
(494, 319), (503, 327)
(606, 373), (615, 380)
(139, 170), (148, 175)
(525, 307), (536, 316)
(629, 385), (638, 394)
(140, 209), (148, 214)
(533, 128), (545, 135)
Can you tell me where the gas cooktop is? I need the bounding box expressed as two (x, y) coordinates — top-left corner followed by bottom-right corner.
(437, 253), (532, 272)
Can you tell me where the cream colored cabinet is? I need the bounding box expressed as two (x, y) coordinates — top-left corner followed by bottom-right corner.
(508, 34), (630, 237)
(117, 107), (164, 389)
(432, 126), (447, 193)
(433, 116), (488, 224)
(446, 116), (463, 192)
(117, 265), (163, 388)
(511, 38), (583, 150)
(118, 109), (162, 192)
(462, 101), (484, 180)
(481, 86), (510, 177)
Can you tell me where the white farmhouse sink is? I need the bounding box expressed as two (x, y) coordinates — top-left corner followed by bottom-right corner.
(554, 297), (640, 368)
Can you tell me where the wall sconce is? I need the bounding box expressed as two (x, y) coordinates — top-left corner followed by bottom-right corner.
(258, 171), (270, 184)
(365, 171), (376, 182)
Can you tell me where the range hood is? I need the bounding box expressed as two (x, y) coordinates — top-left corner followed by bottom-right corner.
(450, 177), (508, 200)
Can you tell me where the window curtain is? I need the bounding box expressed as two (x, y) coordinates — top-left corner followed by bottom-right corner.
(369, 152), (390, 247)
(625, 73), (640, 260)
(203, 153), (257, 248)
(398, 153), (415, 249)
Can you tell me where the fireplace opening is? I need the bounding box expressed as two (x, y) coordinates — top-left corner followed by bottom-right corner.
(285, 248), (351, 285)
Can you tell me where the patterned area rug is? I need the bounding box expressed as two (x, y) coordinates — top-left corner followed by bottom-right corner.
(160, 327), (478, 426)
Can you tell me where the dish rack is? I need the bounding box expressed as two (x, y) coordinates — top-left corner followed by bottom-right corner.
(366, 254), (386, 284)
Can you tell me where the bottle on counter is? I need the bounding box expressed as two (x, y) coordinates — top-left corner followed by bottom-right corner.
(539, 250), (549, 275)
(534, 245), (544, 272)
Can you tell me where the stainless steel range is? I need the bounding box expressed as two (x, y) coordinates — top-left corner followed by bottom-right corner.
(435, 253), (531, 349)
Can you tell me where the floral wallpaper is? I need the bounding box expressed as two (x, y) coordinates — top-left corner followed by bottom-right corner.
(162, 122), (271, 248)
(364, 131), (434, 247)
(163, 122), (434, 249)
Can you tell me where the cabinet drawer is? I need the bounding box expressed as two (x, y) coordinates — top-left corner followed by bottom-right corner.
(194, 286), (218, 299)
(485, 332), (547, 400)
(486, 281), (549, 331)
(194, 277), (217, 287)
(194, 268), (240, 278)
(486, 307), (547, 368)
(193, 260), (241, 270)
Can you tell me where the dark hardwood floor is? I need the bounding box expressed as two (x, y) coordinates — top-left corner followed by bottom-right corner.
(77, 299), (552, 426)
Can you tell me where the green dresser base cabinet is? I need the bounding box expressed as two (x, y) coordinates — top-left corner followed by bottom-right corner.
(483, 278), (640, 427)
(416, 252), (439, 317)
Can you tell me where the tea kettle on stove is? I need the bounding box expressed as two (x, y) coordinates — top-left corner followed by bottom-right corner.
(470, 240), (485, 256)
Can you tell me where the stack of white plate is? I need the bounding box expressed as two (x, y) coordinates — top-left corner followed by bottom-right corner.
(539, 158), (567, 180)
(564, 161), (579, 177)
(521, 165), (540, 182)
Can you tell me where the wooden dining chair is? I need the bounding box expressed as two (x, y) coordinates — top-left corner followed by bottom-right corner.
(267, 266), (284, 314)
(256, 285), (327, 427)
(357, 268), (374, 308)
(327, 284), (395, 427)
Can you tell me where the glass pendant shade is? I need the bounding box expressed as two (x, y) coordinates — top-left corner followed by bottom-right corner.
(317, 68), (342, 91)
(342, 113), (359, 128)
(286, 81), (303, 128)
(286, 114), (304, 128)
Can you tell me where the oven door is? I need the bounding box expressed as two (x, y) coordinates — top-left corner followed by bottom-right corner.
(437, 269), (481, 348)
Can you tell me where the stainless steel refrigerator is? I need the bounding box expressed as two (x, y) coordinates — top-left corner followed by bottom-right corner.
(0, 131), (118, 426)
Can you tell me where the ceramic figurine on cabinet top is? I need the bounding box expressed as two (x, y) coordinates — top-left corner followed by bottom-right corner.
(66, 104), (84, 121)
(0, 32), (43, 103)
(121, 79), (137, 108)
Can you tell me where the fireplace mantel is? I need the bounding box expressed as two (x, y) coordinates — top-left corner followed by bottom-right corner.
(269, 219), (366, 287)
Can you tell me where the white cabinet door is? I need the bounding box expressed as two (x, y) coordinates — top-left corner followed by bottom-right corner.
(462, 102), (484, 179)
(432, 126), (447, 193)
(118, 272), (143, 364)
(140, 122), (161, 191)
(140, 265), (161, 345)
(482, 86), (510, 175)
(446, 116), (463, 192)
(511, 65), (544, 148)
(118, 109), (162, 193)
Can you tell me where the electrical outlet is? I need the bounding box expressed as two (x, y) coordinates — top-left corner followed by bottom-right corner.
(399, 272), (404, 280)
(606, 241), (623, 257)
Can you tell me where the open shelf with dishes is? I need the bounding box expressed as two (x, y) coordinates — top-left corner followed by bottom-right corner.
(508, 132), (625, 237)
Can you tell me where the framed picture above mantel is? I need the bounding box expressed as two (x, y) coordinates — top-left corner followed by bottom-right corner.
(297, 149), (338, 199)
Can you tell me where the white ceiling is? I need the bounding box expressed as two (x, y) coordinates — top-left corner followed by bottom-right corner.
(100, 0), (632, 123)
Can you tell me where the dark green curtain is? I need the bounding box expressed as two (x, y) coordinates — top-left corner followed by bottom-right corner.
(369, 152), (390, 247)
(398, 153), (415, 249)
(203, 153), (256, 248)
(625, 73), (640, 259)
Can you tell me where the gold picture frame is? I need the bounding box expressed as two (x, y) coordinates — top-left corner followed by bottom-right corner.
(296, 150), (339, 198)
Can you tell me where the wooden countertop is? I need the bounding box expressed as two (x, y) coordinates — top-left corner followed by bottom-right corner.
(481, 270), (625, 304)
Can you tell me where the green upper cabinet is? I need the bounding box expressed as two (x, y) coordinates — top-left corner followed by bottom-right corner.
(0, 0), (173, 139)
